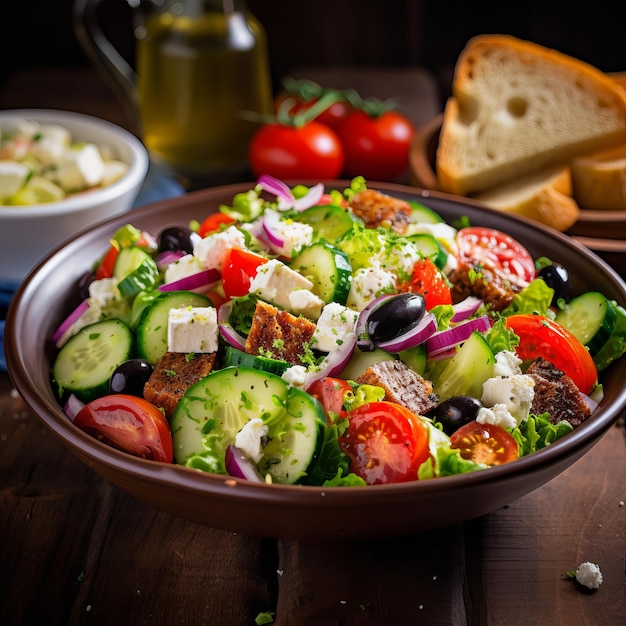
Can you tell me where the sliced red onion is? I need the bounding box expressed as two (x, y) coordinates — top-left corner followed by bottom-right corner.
(225, 444), (264, 482)
(426, 315), (492, 356)
(580, 392), (599, 415)
(64, 394), (85, 422)
(304, 333), (357, 390)
(376, 311), (438, 353)
(158, 268), (220, 293)
(219, 323), (247, 350)
(256, 174), (294, 203)
(355, 294), (397, 351)
(427, 345), (458, 361)
(291, 182), (325, 212)
(51, 299), (90, 345)
(262, 209), (288, 256)
(451, 296), (483, 322)
(217, 300), (233, 324)
(155, 249), (185, 270)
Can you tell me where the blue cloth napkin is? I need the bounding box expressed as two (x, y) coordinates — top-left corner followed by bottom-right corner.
(0, 163), (185, 371)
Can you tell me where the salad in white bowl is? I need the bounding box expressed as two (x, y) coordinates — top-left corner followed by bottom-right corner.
(48, 175), (626, 487)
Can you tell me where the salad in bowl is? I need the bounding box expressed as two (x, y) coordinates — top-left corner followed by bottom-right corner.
(46, 175), (626, 488)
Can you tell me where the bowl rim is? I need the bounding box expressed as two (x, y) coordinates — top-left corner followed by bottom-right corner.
(5, 181), (626, 533)
(0, 108), (149, 218)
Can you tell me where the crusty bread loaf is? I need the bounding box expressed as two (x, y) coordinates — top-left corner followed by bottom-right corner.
(473, 166), (580, 232)
(436, 35), (626, 197)
(571, 143), (626, 210)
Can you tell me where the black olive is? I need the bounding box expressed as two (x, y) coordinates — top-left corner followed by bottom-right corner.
(366, 293), (426, 344)
(109, 359), (154, 397)
(158, 226), (194, 254)
(537, 262), (571, 305)
(431, 395), (482, 436)
(77, 271), (95, 300)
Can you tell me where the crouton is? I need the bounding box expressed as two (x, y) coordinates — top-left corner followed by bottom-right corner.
(143, 352), (217, 419)
(356, 359), (438, 416)
(245, 300), (316, 366)
(350, 189), (412, 234)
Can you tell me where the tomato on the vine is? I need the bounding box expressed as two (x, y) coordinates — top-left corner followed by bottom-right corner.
(307, 377), (352, 424)
(221, 247), (268, 298)
(336, 109), (416, 181)
(74, 394), (173, 463)
(274, 92), (353, 131)
(450, 420), (518, 466)
(505, 314), (598, 394)
(406, 257), (452, 309)
(248, 121), (345, 180)
(338, 401), (430, 484)
(456, 227), (536, 285)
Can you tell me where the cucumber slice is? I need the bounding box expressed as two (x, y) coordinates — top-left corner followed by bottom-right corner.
(114, 247), (160, 298)
(297, 204), (359, 242)
(136, 290), (212, 364)
(52, 318), (134, 403)
(258, 387), (326, 484)
(555, 291), (617, 355)
(592, 301), (626, 372)
(405, 233), (448, 269)
(171, 366), (289, 473)
(433, 331), (495, 402)
(409, 201), (444, 224)
(289, 241), (352, 305)
(399, 342), (428, 376)
(223, 345), (290, 376)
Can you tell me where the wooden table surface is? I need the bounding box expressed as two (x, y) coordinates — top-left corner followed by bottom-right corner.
(1, 68), (626, 626)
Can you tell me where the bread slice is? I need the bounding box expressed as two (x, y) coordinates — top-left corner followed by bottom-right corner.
(571, 143), (626, 210)
(473, 165), (580, 232)
(436, 35), (626, 196)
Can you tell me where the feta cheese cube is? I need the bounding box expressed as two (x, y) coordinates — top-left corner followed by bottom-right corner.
(164, 254), (203, 285)
(0, 160), (30, 198)
(193, 225), (246, 271)
(29, 124), (72, 166)
(248, 258), (314, 312)
(167, 306), (218, 353)
(54, 143), (105, 191)
(101, 160), (129, 186)
(234, 418), (268, 463)
(346, 265), (396, 311)
(267, 210), (314, 257)
(312, 302), (359, 352)
(288, 289), (324, 320)
(88, 277), (121, 307)
(481, 374), (535, 425)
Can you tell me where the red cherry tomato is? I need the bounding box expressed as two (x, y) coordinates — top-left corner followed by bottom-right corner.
(450, 420), (518, 466)
(336, 110), (416, 181)
(198, 212), (235, 237)
(456, 227), (536, 285)
(307, 377), (352, 424)
(505, 314), (598, 394)
(338, 401), (430, 484)
(221, 247), (268, 298)
(407, 257), (452, 309)
(95, 245), (119, 280)
(248, 121), (345, 180)
(273, 92), (353, 131)
(74, 394), (173, 463)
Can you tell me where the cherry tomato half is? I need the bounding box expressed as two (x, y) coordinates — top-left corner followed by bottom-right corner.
(307, 377), (352, 424)
(336, 110), (416, 181)
(74, 394), (173, 463)
(338, 401), (429, 484)
(407, 257), (452, 309)
(456, 227), (536, 285)
(248, 121), (345, 180)
(94, 244), (119, 280)
(198, 212), (235, 238)
(505, 314), (598, 394)
(450, 420), (518, 466)
(221, 247), (268, 299)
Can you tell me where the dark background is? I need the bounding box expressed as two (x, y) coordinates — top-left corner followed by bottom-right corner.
(1, 0), (624, 110)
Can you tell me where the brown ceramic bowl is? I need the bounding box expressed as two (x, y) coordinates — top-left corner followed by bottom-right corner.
(5, 181), (626, 540)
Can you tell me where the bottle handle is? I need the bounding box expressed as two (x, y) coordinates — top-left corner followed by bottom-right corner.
(72, 0), (140, 130)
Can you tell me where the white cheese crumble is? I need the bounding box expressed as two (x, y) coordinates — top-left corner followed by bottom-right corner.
(346, 265), (396, 311)
(193, 225), (246, 271)
(88, 277), (120, 307)
(288, 288), (324, 320)
(311, 302), (359, 352)
(167, 306), (218, 353)
(163, 253), (203, 284)
(476, 404), (518, 430)
(266, 209), (314, 257)
(575, 562), (603, 589)
(281, 365), (308, 388)
(234, 418), (268, 464)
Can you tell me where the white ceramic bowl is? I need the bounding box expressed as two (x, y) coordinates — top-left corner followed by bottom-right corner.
(0, 109), (149, 284)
